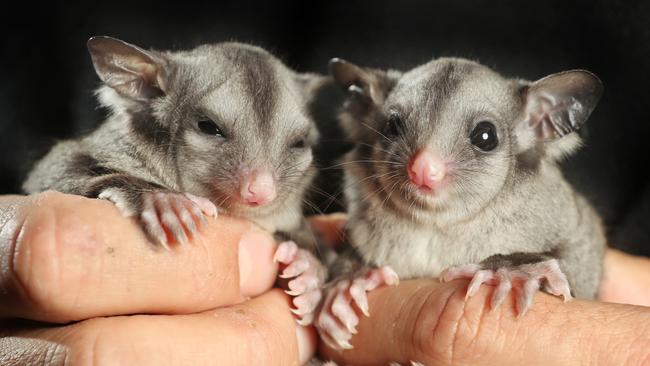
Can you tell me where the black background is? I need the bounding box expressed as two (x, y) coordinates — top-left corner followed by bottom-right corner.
(1, 0), (648, 256)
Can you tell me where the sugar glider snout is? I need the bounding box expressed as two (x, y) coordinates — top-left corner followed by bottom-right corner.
(238, 167), (277, 206)
(408, 149), (447, 191)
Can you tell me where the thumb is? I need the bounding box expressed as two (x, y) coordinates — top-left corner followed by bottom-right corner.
(238, 226), (279, 298)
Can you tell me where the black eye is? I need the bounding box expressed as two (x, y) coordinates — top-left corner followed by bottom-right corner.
(291, 138), (307, 149)
(470, 121), (499, 151)
(384, 113), (404, 137)
(198, 119), (224, 137)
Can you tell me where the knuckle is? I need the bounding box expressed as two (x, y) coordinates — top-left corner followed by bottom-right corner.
(10, 196), (101, 322)
(409, 285), (490, 366)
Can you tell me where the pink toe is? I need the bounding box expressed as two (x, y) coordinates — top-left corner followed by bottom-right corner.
(466, 269), (494, 299)
(281, 258), (309, 278)
(381, 266), (400, 286)
(441, 264), (481, 282)
(490, 269), (512, 310)
(349, 279), (370, 317)
(516, 278), (541, 316)
(294, 289), (322, 314)
(331, 291), (359, 334)
(184, 193), (218, 217)
(274, 241), (298, 263)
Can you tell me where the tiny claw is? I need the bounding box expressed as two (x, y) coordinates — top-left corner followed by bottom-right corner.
(176, 231), (189, 246)
(516, 285), (537, 317)
(273, 241), (298, 263)
(490, 278), (512, 310)
(516, 305), (529, 318)
(285, 289), (301, 297)
(281, 259), (308, 278)
(157, 237), (171, 251)
(184, 193), (218, 218)
(465, 269), (493, 300)
(273, 246), (289, 263)
(345, 322), (358, 335)
(439, 268), (453, 283)
(382, 266), (400, 286)
(357, 297), (370, 317)
(296, 316), (312, 326)
(287, 279), (308, 295)
(339, 340), (354, 350)
(185, 218), (198, 237)
(466, 280), (481, 300)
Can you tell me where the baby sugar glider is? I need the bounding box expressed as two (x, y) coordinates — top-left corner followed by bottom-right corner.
(315, 57), (606, 350)
(23, 36), (327, 324)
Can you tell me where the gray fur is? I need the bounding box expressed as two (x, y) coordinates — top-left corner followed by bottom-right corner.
(331, 57), (605, 299)
(23, 37), (325, 235)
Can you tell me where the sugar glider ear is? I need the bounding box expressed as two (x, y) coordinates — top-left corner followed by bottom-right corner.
(518, 70), (603, 158)
(523, 70), (602, 139)
(329, 58), (395, 104)
(87, 36), (169, 101)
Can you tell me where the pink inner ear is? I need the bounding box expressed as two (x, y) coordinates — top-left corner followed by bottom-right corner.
(130, 60), (158, 81)
(526, 93), (576, 140)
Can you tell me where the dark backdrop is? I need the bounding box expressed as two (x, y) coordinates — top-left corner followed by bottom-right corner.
(1, 0), (649, 256)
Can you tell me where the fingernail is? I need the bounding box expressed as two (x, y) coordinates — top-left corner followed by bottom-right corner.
(296, 324), (316, 364)
(238, 227), (278, 297)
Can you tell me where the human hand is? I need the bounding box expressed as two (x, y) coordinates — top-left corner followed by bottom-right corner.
(0, 192), (315, 365)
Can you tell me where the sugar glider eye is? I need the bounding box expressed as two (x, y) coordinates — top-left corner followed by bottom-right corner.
(291, 137), (307, 149)
(385, 113), (404, 137)
(470, 121), (498, 151)
(198, 119), (224, 137)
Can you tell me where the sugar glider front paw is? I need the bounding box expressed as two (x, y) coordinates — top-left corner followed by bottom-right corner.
(274, 241), (327, 326)
(99, 188), (217, 249)
(315, 266), (399, 350)
(441, 258), (572, 316)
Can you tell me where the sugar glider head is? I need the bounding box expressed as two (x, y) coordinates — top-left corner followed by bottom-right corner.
(330, 57), (602, 223)
(88, 36), (325, 222)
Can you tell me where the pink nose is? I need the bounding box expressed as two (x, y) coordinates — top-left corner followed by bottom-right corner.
(408, 150), (446, 189)
(240, 169), (277, 206)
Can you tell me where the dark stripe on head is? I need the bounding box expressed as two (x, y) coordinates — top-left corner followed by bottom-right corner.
(238, 50), (279, 132)
(130, 109), (173, 148)
(419, 61), (479, 118)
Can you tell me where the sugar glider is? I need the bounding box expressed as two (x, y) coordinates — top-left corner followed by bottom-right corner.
(316, 57), (605, 349)
(23, 36), (328, 323)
